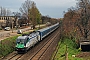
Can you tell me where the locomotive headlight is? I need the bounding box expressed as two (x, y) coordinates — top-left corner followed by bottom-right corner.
(24, 46), (26, 48)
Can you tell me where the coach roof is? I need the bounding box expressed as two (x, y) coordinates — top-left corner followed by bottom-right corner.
(38, 27), (50, 32)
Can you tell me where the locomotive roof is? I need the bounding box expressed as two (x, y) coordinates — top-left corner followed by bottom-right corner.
(17, 36), (28, 39)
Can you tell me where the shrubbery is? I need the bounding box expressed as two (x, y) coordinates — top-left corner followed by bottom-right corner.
(0, 28), (2, 30)
(0, 36), (19, 57)
(52, 37), (82, 60)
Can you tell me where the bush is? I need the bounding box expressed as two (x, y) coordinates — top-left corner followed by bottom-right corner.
(0, 35), (19, 57)
(0, 28), (2, 30)
(53, 38), (83, 60)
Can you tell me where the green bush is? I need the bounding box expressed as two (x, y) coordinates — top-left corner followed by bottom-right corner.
(0, 35), (19, 57)
(0, 31), (31, 58)
(52, 38), (83, 60)
(0, 28), (2, 30)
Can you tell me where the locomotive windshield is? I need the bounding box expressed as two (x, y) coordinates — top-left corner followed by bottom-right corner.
(17, 39), (25, 44)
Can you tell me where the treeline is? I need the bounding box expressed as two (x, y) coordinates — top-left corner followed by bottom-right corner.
(63, 0), (90, 40)
(19, 0), (41, 29)
(0, 6), (12, 16)
(19, 0), (58, 29)
(0, 0), (58, 29)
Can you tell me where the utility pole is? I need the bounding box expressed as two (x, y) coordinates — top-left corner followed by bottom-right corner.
(65, 45), (68, 60)
(11, 17), (14, 33)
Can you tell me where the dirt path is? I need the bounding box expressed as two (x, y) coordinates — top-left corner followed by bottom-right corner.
(76, 52), (90, 59)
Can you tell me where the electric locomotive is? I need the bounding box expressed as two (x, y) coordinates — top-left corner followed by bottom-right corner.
(15, 31), (40, 52)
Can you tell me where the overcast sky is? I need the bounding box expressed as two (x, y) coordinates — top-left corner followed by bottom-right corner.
(0, 0), (77, 18)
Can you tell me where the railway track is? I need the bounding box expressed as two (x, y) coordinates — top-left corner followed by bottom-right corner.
(51, 41), (61, 60)
(29, 29), (60, 60)
(2, 52), (23, 60)
(8, 54), (23, 60)
(2, 27), (60, 60)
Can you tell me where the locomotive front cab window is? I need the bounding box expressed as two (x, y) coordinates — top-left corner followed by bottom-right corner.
(17, 39), (25, 44)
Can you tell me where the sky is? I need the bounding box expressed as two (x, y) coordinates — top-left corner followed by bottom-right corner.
(0, 0), (77, 18)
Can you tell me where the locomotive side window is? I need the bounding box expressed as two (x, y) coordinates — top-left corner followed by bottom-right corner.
(26, 38), (29, 43)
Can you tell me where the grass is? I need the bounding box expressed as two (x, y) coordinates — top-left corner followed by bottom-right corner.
(51, 38), (83, 60)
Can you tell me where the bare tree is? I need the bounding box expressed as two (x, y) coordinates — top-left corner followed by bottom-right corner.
(76, 0), (90, 39)
(6, 9), (12, 16)
(19, 0), (33, 25)
(0, 6), (12, 16)
(0, 6), (3, 16)
(12, 12), (21, 29)
(63, 0), (90, 39)
(20, 0), (41, 29)
(63, 7), (77, 39)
